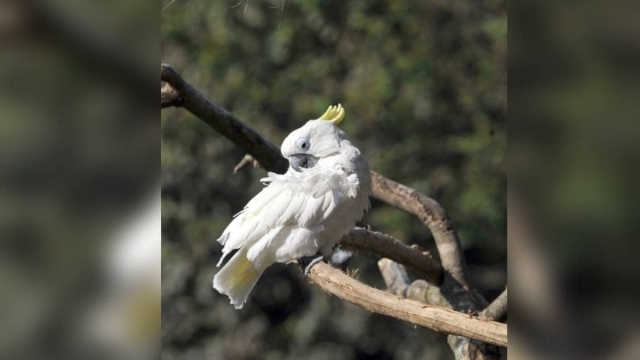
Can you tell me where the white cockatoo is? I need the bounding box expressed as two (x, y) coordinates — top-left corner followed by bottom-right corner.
(213, 104), (371, 309)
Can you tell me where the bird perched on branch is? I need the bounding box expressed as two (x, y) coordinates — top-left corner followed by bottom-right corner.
(213, 104), (371, 309)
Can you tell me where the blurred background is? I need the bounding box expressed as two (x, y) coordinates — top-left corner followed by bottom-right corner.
(0, 1), (158, 360)
(510, 0), (640, 359)
(161, 1), (506, 359)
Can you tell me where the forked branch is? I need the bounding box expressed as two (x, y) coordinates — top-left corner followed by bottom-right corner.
(371, 172), (469, 288)
(309, 262), (507, 347)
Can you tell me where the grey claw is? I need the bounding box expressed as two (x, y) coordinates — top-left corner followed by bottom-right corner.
(304, 256), (324, 276)
(298, 254), (324, 276)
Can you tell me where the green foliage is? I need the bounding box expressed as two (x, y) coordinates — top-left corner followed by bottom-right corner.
(162, 0), (506, 359)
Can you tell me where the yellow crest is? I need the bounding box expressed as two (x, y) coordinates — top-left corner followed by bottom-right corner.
(317, 104), (345, 125)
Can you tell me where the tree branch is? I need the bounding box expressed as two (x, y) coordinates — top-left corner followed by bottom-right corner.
(161, 83), (182, 109)
(378, 257), (413, 296)
(378, 259), (449, 307)
(481, 288), (507, 321)
(342, 228), (443, 285)
(371, 172), (481, 336)
(308, 261), (507, 347)
(161, 64), (289, 174)
(371, 172), (469, 288)
(378, 259), (505, 359)
(233, 154), (259, 173)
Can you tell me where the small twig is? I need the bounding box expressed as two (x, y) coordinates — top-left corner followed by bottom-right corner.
(341, 228), (443, 285)
(308, 261), (507, 347)
(481, 288), (507, 321)
(233, 154), (260, 173)
(162, 0), (176, 11)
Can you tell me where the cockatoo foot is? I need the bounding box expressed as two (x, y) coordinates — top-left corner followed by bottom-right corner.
(298, 253), (324, 276)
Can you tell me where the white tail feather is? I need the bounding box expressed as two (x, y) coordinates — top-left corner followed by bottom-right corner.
(213, 249), (264, 309)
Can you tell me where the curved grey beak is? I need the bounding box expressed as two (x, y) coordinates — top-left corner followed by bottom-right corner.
(289, 154), (318, 172)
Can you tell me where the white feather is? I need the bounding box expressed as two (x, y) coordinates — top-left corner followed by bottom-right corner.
(213, 118), (372, 308)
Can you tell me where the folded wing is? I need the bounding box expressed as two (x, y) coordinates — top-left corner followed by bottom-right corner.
(217, 168), (359, 268)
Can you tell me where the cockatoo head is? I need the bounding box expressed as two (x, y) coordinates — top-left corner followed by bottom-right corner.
(281, 104), (352, 172)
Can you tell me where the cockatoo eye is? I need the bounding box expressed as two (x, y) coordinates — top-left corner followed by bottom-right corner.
(296, 138), (310, 151)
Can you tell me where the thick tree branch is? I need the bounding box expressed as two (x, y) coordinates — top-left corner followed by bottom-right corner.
(342, 228), (443, 285)
(481, 288), (507, 321)
(378, 259), (505, 359)
(308, 261), (507, 347)
(161, 64), (289, 174)
(371, 172), (469, 288)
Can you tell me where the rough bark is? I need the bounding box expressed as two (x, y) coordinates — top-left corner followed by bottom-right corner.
(310, 261), (507, 347)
